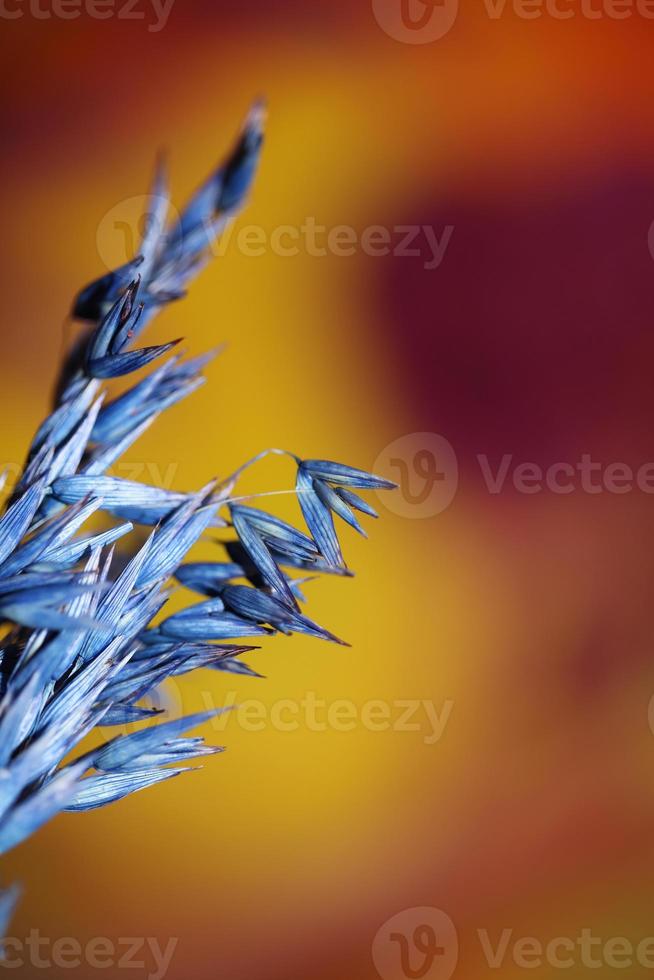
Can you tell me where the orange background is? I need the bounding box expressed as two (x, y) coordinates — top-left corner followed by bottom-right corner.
(2, 2), (654, 978)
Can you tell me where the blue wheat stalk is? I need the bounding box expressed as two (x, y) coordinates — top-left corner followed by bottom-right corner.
(0, 104), (394, 934)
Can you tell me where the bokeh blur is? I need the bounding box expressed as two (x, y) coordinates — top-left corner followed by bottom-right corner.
(2, 2), (654, 978)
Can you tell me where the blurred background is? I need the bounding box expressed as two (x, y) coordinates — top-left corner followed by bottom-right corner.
(2, 1), (654, 977)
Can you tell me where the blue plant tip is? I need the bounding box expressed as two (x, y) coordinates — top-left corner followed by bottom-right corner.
(71, 100), (266, 336)
(73, 256), (145, 323)
(0, 102), (392, 876)
(302, 459), (398, 491)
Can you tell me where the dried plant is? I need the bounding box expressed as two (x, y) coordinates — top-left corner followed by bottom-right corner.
(0, 104), (394, 930)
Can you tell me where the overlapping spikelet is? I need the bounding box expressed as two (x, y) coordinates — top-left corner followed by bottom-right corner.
(0, 104), (394, 931)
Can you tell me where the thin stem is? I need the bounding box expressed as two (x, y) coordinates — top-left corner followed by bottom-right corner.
(220, 487), (312, 508)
